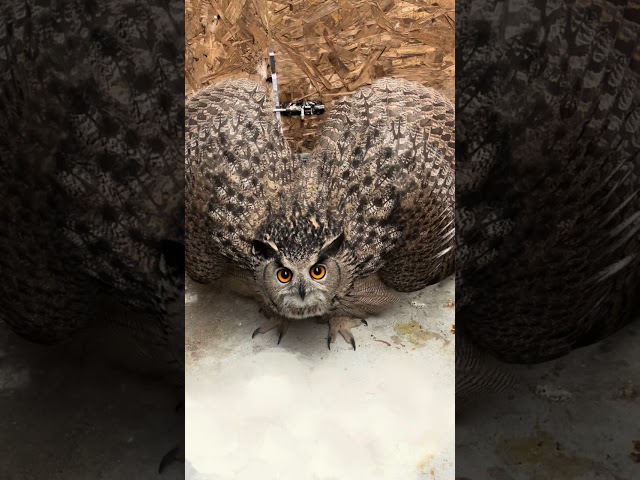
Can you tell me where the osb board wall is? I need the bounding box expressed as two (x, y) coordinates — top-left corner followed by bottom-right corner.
(186, 0), (454, 152)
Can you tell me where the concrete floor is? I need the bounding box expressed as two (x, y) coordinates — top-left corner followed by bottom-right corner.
(0, 323), (183, 480)
(185, 275), (456, 480)
(456, 318), (640, 480)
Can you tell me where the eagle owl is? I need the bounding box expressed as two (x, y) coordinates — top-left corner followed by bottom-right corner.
(186, 77), (455, 349)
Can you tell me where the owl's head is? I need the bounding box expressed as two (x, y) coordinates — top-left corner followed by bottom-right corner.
(251, 232), (348, 319)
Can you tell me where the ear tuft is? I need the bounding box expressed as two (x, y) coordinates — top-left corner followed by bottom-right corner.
(252, 239), (278, 259)
(318, 232), (345, 260)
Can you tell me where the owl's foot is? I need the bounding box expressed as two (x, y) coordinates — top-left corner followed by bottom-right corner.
(252, 316), (289, 344)
(327, 316), (368, 351)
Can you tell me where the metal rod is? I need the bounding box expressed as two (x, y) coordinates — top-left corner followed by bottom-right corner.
(269, 50), (282, 128)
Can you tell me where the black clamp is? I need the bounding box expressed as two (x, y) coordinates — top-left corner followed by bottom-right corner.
(274, 101), (326, 119)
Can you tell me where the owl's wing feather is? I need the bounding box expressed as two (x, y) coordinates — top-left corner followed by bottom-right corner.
(185, 79), (297, 281)
(306, 78), (455, 290)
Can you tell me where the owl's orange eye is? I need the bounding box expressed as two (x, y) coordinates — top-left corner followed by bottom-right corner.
(310, 264), (326, 280)
(276, 268), (292, 283)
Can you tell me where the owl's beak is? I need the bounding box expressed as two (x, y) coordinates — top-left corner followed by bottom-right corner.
(297, 282), (306, 300)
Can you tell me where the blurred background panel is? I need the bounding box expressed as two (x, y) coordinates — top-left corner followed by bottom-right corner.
(455, 0), (640, 478)
(0, 1), (185, 478)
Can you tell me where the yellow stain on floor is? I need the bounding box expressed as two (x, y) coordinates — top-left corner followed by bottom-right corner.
(393, 320), (446, 347)
(416, 452), (434, 471)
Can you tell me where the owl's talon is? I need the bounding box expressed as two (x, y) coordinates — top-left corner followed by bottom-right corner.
(327, 329), (336, 350)
(327, 316), (366, 350)
(362, 320), (368, 327)
(251, 316), (289, 344)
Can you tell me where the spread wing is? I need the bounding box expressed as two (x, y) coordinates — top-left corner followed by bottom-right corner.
(185, 79), (297, 281)
(304, 77), (455, 290)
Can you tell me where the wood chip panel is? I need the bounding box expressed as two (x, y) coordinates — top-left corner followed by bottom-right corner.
(186, 0), (454, 152)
